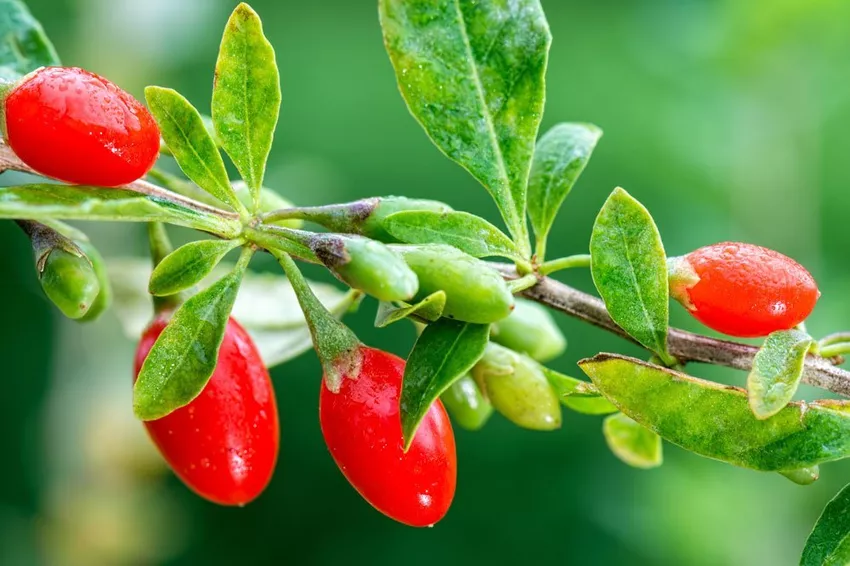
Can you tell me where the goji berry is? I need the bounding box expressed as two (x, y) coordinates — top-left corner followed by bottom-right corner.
(134, 316), (279, 506)
(669, 242), (819, 338)
(4, 67), (160, 186)
(320, 347), (456, 527)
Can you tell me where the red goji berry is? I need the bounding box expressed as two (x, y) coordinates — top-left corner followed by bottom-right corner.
(669, 242), (819, 338)
(320, 347), (457, 527)
(4, 67), (160, 186)
(134, 316), (279, 506)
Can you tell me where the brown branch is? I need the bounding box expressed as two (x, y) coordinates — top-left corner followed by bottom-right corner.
(493, 264), (850, 398)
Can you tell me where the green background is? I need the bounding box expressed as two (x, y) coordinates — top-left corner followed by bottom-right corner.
(3, 0), (850, 564)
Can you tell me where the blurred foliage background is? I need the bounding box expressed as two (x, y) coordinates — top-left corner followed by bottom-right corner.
(2, 0), (850, 564)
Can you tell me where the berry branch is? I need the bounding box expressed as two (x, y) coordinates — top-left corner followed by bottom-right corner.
(0, 142), (238, 221)
(494, 264), (850, 397)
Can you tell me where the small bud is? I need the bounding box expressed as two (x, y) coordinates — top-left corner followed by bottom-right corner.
(39, 246), (101, 319)
(472, 343), (561, 431)
(393, 244), (514, 324)
(77, 240), (112, 322)
(264, 196), (452, 242)
(779, 466), (819, 486)
(17, 220), (101, 320)
(491, 299), (566, 362)
(440, 374), (493, 431)
(311, 234), (418, 302)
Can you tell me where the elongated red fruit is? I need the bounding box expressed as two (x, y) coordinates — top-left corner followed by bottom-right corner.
(134, 316), (279, 506)
(4, 66), (160, 186)
(320, 347), (456, 527)
(669, 242), (819, 338)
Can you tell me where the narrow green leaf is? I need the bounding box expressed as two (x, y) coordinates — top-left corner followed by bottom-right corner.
(133, 266), (246, 420)
(145, 87), (243, 213)
(580, 353), (850, 471)
(401, 318), (490, 448)
(212, 3), (280, 205)
(539, 366), (618, 415)
(528, 123), (602, 254)
(109, 257), (358, 369)
(801, 482), (850, 565)
(590, 188), (672, 364)
(0, 0), (60, 81)
(379, 0), (551, 253)
(603, 412), (663, 469)
(383, 210), (520, 260)
(748, 329), (814, 420)
(149, 239), (241, 296)
(374, 291), (446, 328)
(0, 184), (239, 235)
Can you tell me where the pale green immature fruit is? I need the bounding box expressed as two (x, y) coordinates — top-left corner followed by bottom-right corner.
(472, 343), (561, 431)
(313, 235), (418, 302)
(393, 244), (514, 324)
(440, 374), (493, 431)
(76, 240), (112, 322)
(263, 196), (452, 242)
(359, 196), (453, 242)
(39, 247), (101, 320)
(780, 466), (819, 486)
(492, 299), (566, 362)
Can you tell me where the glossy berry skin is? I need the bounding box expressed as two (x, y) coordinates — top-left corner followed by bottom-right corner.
(134, 316), (279, 506)
(320, 347), (456, 527)
(5, 67), (160, 186)
(675, 242), (819, 338)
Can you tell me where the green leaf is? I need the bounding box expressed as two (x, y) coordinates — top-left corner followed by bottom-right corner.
(590, 188), (672, 364)
(374, 291), (446, 328)
(801, 482), (850, 565)
(212, 3), (280, 205)
(747, 329), (814, 420)
(134, 264), (247, 420)
(0, 0), (60, 81)
(383, 210), (521, 261)
(400, 318), (490, 448)
(149, 239), (242, 297)
(539, 366), (618, 415)
(0, 184), (239, 236)
(145, 87), (243, 213)
(109, 258), (358, 369)
(527, 123), (602, 256)
(580, 353), (850, 471)
(603, 412), (663, 469)
(379, 0), (551, 254)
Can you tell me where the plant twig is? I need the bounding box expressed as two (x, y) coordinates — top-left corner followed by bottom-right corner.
(0, 142), (239, 220)
(493, 263), (850, 398)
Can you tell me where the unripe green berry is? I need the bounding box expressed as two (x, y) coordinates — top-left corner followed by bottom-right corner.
(491, 299), (566, 362)
(313, 235), (418, 302)
(264, 196), (452, 242)
(440, 375), (493, 431)
(358, 197), (452, 242)
(393, 244), (514, 324)
(472, 343), (561, 431)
